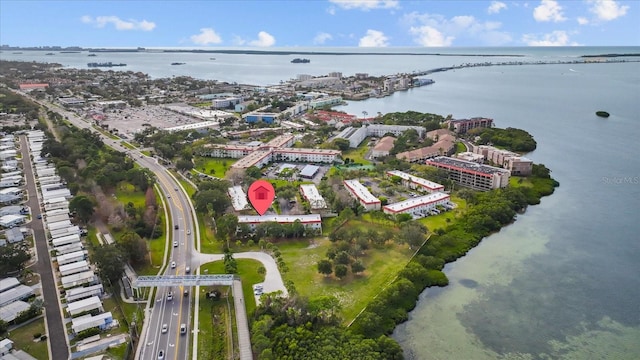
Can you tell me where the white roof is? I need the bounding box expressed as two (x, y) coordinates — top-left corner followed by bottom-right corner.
(0, 214), (25, 224)
(71, 311), (112, 332)
(238, 214), (321, 224)
(299, 184), (327, 209)
(61, 270), (95, 288)
(0, 285), (34, 307)
(228, 186), (248, 211)
(66, 284), (104, 302)
(343, 179), (380, 204)
(67, 296), (102, 314)
(59, 260), (89, 273)
(0, 300), (30, 322)
(386, 170), (444, 191)
(0, 277), (20, 292)
(57, 250), (86, 263)
(384, 192), (450, 213)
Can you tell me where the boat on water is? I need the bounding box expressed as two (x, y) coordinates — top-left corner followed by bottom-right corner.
(12, 52), (23, 54)
(291, 58), (310, 63)
(171, 62), (186, 65)
(210, 58), (216, 60)
(45, 53), (55, 55)
(88, 54), (97, 57)
(87, 62), (127, 68)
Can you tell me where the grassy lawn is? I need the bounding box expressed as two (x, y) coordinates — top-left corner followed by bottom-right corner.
(509, 176), (534, 188)
(114, 183), (146, 208)
(279, 234), (413, 323)
(192, 157), (236, 178)
(7, 318), (49, 360)
(197, 259), (266, 358)
(178, 179), (197, 199)
(455, 142), (467, 153)
(198, 214), (221, 254)
(342, 142), (372, 165)
(418, 196), (467, 232)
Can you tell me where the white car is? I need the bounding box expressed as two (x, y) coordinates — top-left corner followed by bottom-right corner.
(187, 229), (191, 235)
(173, 241), (178, 247)
(161, 324), (168, 333)
(171, 261), (176, 269)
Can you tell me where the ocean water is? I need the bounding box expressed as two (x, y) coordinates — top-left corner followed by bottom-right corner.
(2, 47), (640, 359)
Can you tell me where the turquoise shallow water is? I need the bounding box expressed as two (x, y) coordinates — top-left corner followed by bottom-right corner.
(3, 47), (639, 359)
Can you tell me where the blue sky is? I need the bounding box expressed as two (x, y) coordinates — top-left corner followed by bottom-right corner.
(1, 0), (638, 47)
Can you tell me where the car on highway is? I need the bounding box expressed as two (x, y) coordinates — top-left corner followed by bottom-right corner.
(180, 323), (187, 335)
(161, 324), (168, 333)
(171, 261), (176, 269)
(173, 241), (178, 247)
(157, 350), (164, 359)
(174, 224), (179, 230)
(167, 291), (173, 301)
(187, 229), (191, 235)
(184, 289), (189, 297)
(185, 266), (190, 273)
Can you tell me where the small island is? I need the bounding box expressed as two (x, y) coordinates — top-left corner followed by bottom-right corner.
(291, 58), (310, 63)
(596, 111), (610, 118)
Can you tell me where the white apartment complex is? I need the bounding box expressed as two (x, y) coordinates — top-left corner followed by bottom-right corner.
(336, 124), (426, 148)
(383, 192), (451, 217)
(299, 184), (327, 210)
(386, 170), (445, 193)
(343, 179), (381, 211)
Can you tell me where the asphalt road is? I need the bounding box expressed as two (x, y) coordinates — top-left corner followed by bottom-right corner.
(19, 135), (69, 360)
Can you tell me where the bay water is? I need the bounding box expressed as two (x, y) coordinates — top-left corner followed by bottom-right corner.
(2, 47), (639, 359)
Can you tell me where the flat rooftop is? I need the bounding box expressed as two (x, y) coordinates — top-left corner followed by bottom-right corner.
(426, 156), (510, 176)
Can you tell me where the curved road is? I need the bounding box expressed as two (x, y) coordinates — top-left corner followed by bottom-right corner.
(18, 93), (287, 360)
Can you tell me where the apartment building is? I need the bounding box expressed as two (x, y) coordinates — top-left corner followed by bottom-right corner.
(343, 179), (381, 211)
(425, 156), (510, 191)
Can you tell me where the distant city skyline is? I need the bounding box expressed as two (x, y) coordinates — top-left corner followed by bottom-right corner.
(1, 1), (638, 48)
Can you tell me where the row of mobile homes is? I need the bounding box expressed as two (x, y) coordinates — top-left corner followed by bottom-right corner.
(54, 241), (84, 256)
(0, 284), (34, 307)
(65, 284), (104, 303)
(50, 225), (79, 239)
(66, 296), (103, 316)
(59, 260), (90, 277)
(71, 312), (113, 333)
(61, 270), (96, 289)
(57, 250), (87, 266)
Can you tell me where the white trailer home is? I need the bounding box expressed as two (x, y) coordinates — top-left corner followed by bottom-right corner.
(57, 250), (87, 266)
(59, 260), (90, 277)
(61, 270), (96, 289)
(65, 284), (104, 303)
(67, 296), (103, 316)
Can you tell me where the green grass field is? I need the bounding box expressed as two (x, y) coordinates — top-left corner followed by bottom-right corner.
(279, 234), (413, 323)
(418, 196), (467, 232)
(114, 183), (146, 208)
(342, 142), (372, 165)
(192, 157), (236, 178)
(6, 318), (49, 360)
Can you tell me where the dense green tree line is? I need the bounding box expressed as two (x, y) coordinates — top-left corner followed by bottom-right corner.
(252, 294), (402, 359)
(471, 127), (537, 152)
(380, 111), (445, 131)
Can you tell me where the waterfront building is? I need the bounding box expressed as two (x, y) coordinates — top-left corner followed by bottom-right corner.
(386, 170), (445, 193)
(343, 179), (381, 211)
(238, 214), (322, 232)
(447, 117), (493, 134)
(471, 145), (533, 176)
(212, 96), (242, 109)
(455, 151), (485, 163)
(299, 184), (327, 209)
(309, 96), (343, 109)
(383, 192), (451, 218)
(425, 156), (510, 191)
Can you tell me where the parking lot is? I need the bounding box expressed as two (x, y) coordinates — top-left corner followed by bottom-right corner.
(101, 104), (203, 137)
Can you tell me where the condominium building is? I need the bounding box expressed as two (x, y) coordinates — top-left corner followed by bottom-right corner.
(336, 124), (426, 148)
(471, 145), (533, 176)
(299, 184), (327, 209)
(386, 170), (445, 193)
(238, 214), (322, 232)
(383, 192), (451, 218)
(448, 117), (493, 134)
(309, 96), (343, 109)
(425, 156), (510, 191)
(343, 179), (381, 211)
(371, 136), (395, 158)
(396, 134), (456, 162)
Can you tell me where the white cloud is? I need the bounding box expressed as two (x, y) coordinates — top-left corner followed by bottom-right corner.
(488, 1), (507, 14)
(329, 0), (399, 11)
(403, 12), (511, 46)
(522, 30), (578, 46)
(409, 26), (454, 46)
(314, 32), (333, 45)
(358, 29), (389, 47)
(588, 0), (629, 21)
(577, 17), (589, 25)
(248, 31), (276, 47)
(190, 28), (222, 45)
(231, 35), (246, 46)
(533, 0), (566, 22)
(81, 15), (156, 31)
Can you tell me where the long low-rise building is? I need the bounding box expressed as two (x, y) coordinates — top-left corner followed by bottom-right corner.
(383, 192), (451, 218)
(65, 284), (104, 303)
(59, 260), (90, 277)
(57, 250), (87, 266)
(0, 300), (30, 323)
(67, 296), (103, 317)
(386, 170), (445, 193)
(336, 124), (426, 148)
(0, 285), (34, 307)
(71, 311), (113, 334)
(61, 270), (96, 289)
(343, 179), (381, 211)
(299, 184), (327, 210)
(238, 214), (322, 232)
(51, 234), (81, 248)
(425, 156), (510, 191)
(54, 242), (84, 256)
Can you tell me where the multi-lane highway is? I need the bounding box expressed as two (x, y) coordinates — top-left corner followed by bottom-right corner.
(19, 93), (197, 360)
